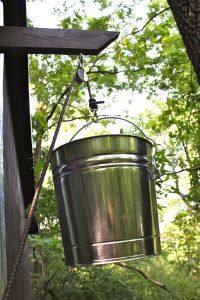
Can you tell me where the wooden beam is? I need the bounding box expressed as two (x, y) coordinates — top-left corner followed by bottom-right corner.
(0, 26), (119, 55)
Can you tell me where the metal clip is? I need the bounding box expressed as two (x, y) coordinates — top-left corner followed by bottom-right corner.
(92, 110), (98, 122)
(89, 98), (105, 112)
(76, 54), (88, 83)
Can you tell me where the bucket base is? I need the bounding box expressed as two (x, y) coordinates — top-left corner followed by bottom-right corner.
(64, 235), (161, 266)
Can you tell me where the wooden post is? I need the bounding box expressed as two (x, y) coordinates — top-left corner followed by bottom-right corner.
(0, 50), (7, 300)
(3, 0), (34, 299)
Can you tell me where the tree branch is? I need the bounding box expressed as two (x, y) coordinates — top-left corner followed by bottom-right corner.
(181, 140), (191, 163)
(40, 272), (58, 300)
(173, 122), (191, 163)
(87, 51), (113, 73)
(62, 116), (91, 122)
(168, 161), (185, 199)
(165, 166), (200, 175)
(88, 7), (170, 74)
(33, 139), (42, 165)
(58, 268), (76, 297)
(87, 67), (143, 75)
(119, 7), (170, 43)
(45, 85), (70, 123)
(46, 289), (58, 300)
(87, 70), (124, 75)
(68, 104), (89, 115)
(117, 263), (173, 296)
(48, 115), (91, 129)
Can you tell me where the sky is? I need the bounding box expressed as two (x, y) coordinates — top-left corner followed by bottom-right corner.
(27, 0), (60, 28)
(0, 2), (2, 25)
(26, 0), (148, 28)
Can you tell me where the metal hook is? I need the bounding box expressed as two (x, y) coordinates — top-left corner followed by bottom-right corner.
(92, 110), (98, 122)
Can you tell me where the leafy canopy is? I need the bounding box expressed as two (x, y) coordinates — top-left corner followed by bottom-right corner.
(28, 0), (200, 299)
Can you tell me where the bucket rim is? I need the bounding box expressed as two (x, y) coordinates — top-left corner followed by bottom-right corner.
(52, 134), (153, 155)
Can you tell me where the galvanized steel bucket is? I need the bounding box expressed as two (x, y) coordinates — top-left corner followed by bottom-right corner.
(51, 116), (161, 265)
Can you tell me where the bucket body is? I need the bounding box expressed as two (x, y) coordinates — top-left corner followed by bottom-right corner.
(51, 134), (161, 265)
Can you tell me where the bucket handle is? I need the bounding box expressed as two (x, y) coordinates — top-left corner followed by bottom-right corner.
(70, 115), (156, 151)
(70, 116), (159, 176)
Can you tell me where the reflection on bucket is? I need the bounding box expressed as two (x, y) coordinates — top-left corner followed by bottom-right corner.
(51, 132), (161, 266)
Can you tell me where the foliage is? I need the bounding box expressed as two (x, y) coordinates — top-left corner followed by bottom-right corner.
(28, 0), (200, 299)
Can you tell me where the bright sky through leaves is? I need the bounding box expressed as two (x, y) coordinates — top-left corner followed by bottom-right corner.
(26, 0), (152, 117)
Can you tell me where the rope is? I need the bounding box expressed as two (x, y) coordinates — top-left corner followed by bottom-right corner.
(2, 68), (78, 300)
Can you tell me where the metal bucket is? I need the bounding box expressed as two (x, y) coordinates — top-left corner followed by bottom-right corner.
(51, 117), (161, 265)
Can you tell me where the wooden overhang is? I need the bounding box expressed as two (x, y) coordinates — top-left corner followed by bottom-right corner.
(0, 26), (119, 55)
(1, 0), (119, 233)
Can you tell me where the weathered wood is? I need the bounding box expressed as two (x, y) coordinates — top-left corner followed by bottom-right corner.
(167, 0), (200, 84)
(0, 26), (119, 55)
(3, 3), (37, 234)
(0, 54), (7, 300)
(3, 1), (33, 299)
(3, 82), (32, 300)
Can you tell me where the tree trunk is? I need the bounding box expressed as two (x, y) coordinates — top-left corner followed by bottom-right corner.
(167, 0), (200, 84)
